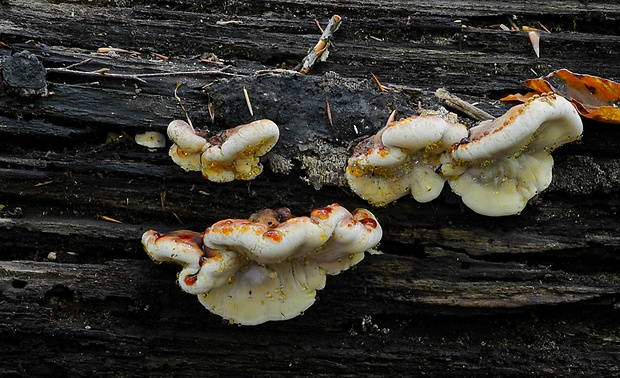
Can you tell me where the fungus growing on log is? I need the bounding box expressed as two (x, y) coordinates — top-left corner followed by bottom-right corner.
(440, 94), (583, 216)
(167, 119), (207, 172)
(166, 119), (279, 181)
(346, 115), (468, 206)
(135, 131), (166, 149)
(141, 203), (382, 325)
(201, 119), (279, 182)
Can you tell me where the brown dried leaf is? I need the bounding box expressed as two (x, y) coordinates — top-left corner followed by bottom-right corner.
(502, 69), (620, 124)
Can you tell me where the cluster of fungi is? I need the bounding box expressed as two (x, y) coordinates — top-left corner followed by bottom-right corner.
(346, 94), (583, 216)
(142, 93), (583, 324)
(142, 204), (382, 325)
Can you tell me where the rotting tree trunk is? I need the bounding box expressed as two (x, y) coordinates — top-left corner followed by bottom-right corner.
(1, 0), (620, 376)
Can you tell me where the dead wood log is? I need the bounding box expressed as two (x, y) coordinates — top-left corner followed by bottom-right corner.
(1, 0), (620, 376)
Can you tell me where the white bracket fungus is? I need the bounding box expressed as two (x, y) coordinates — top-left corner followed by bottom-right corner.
(135, 131), (166, 150)
(440, 94), (583, 216)
(345, 115), (468, 206)
(167, 119), (207, 172)
(167, 119), (279, 182)
(142, 203), (382, 325)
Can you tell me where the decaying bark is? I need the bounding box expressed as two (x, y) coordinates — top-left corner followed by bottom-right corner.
(1, 0), (620, 376)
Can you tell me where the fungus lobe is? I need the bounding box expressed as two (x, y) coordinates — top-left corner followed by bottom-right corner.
(346, 114), (467, 206)
(441, 94), (583, 216)
(166, 119), (279, 181)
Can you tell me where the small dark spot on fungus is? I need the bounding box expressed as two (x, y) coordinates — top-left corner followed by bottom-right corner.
(275, 207), (293, 222)
(457, 136), (471, 146)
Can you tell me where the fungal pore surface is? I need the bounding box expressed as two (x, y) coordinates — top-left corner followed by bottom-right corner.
(167, 119), (279, 182)
(440, 94), (583, 216)
(346, 115), (468, 206)
(142, 203), (382, 325)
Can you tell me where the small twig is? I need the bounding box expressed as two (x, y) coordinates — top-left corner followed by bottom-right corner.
(169, 210), (184, 225)
(174, 82), (194, 129)
(97, 46), (142, 57)
(314, 19), (325, 34)
(255, 68), (303, 76)
(371, 72), (389, 92)
(100, 215), (123, 224)
(326, 97), (333, 126)
(216, 20), (243, 25)
(528, 31), (541, 58)
(46, 67), (147, 83)
(208, 99), (215, 124)
(385, 109), (397, 126)
(152, 53), (169, 61)
(435, 88), (495, 121)
(65, 58), (92, 70)
(296, 15), (342, 74)
(34, 180), (54, 187)
(243, 86), (254, 116)
(135, 67), (242, 78)
(160, 190), (167, 211)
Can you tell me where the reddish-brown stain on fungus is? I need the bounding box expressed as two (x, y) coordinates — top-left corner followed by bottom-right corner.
(263, 230), (283, 242)
(184, 273), (198, 286)
(311, 207), (333, 219)
(176, 146), (188, 157)
(162, 230), (204, 248)
(359, 218), (378, 229)
(214, 220), (235, 235)
(141, 202), (383, 326)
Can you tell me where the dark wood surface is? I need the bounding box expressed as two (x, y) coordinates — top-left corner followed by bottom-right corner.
(1, 0), (620, 376)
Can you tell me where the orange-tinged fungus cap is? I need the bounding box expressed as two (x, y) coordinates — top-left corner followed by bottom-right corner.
(141, 203), (382, 325)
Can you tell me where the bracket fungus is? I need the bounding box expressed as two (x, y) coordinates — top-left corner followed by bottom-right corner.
(167, 119), (207, 172)
(167, 119), (279, 182)
(440, 94), (583, 216)
(142, 203), (382, 325)
(345, 115), (468, 206)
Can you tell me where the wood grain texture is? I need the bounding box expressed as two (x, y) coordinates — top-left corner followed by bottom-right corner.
(1, 0), (620, 376)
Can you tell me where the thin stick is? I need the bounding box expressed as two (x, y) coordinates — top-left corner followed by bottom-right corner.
(65, 58), (93, 70)
(46, 67), (147, 83)
(100, 215), (123, 224)
(296, 15), (342, 74)
(174, 82), (194, 129)
(135, 67), (241, 78)
(97, 47), (141, 56)
(208, 100), (215, 124)
(243, 86), (254, 116)
(326, 97), (333, 126)
(371, 72), (388, 92)
(435, 88), (495, 121)
(255, 68), (302, 75)
(385, 109), (397, 126)
(314, 19), (325, 34)
(160, 190), (167, 211)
